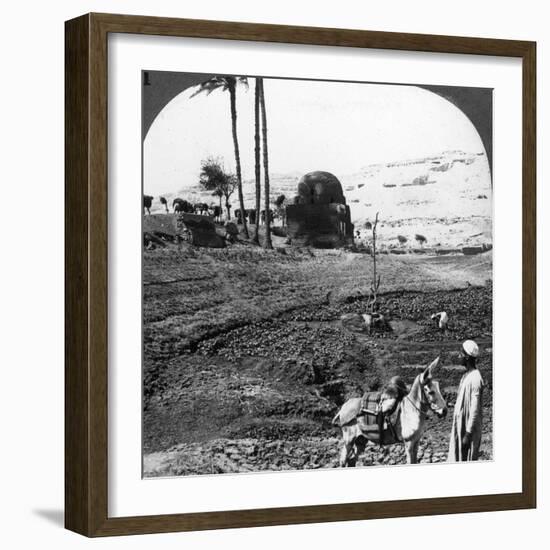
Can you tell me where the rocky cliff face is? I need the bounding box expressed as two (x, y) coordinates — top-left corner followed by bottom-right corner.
(341, 150), (492, 248)
(148, 150), (491, 248)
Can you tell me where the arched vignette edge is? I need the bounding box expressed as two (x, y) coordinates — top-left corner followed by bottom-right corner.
(141, 73), (493, 179)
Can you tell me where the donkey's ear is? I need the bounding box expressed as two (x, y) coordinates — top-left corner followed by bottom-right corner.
(421, 356), (440, 383)
(428, 356), (441, 373)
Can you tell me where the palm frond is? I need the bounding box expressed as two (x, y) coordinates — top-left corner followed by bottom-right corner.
(236, 76), (249, 90)
(190, 75), (249, 98)
(190, 79), (223, 98)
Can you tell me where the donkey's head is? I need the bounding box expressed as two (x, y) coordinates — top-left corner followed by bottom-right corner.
(420, 356), (447, 418)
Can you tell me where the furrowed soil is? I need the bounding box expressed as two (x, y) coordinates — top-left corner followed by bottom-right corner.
(143, 242), (493, 477)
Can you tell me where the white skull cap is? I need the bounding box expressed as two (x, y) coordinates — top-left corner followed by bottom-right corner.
(462, 340), (479, 358)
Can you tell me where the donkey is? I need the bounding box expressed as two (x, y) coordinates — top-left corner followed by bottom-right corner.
(333, 357), (447, 466)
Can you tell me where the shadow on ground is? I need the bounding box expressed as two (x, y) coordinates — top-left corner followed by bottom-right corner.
(33, 509), (64, 527)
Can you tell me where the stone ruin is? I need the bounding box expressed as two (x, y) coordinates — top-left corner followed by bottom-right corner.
(285, 171), (354, 248)
(143, 213), (225, 248)
(176, 213), (225, 248)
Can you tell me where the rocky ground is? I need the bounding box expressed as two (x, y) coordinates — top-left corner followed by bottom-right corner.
(143, 242), (493, 477)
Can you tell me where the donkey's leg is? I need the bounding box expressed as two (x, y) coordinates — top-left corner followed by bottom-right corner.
(339, 440), (355, 467)
(411, 440), (419, 464)
(347, 445), (358, 467)
(351, 436), (367, 467)
(404, 440), (411, 464)
(405, 439), (419, 464)
(339, 427), (357, 467)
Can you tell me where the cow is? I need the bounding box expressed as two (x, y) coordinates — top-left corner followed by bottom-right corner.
(260, 209), (274, 225)
(143, 195), (153, 215)
(194, 202), (209, 215)
(234, 209), (249, 225)
(173, 198), (194, 213)
(211, 205), (222, 222)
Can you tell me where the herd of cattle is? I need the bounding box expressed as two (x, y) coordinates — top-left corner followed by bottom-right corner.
(143, 195), (217, 217)
(143, 195), (276, 225)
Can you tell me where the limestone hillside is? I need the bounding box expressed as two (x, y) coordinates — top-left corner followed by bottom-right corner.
(147, 150), (492, 248)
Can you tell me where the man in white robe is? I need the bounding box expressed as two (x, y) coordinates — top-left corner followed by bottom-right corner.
(448, 340), (484, 462)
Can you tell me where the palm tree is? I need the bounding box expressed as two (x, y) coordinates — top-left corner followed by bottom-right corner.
(258, 78), (273, 249)
(191, 76), (249, 238)
(253, 78), (262, 244)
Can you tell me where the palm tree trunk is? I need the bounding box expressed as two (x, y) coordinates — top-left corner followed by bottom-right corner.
(229, 83), (249, 238)
(225, 196), (231, 220)
(253, 78), (262, 244)
(259, 78), (273, 249)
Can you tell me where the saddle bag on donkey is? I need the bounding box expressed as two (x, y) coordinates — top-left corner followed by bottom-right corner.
(332, 392), (400, 445)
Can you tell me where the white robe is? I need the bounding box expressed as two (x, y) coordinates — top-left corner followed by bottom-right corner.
(448, 368), (484, 462)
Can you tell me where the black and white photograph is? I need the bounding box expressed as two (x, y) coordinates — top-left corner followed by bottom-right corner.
(142, 71), (493, 477)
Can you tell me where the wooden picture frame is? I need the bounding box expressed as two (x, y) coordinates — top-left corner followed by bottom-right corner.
(65, 12), (536, 537)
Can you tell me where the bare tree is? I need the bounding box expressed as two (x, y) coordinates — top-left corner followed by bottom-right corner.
(367, 212), (381, 314)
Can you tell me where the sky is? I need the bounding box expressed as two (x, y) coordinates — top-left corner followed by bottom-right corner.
(143, 78), (486, 196)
